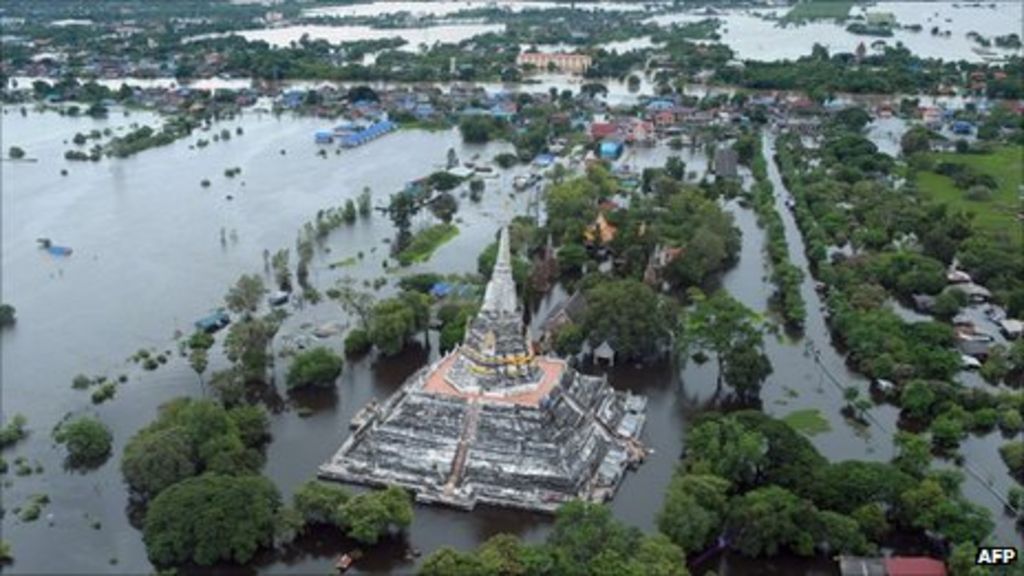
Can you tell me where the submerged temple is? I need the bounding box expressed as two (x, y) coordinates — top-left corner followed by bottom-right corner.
(319, 227), (647, 512)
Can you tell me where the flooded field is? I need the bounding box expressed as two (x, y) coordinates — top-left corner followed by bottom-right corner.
(234, 23), (505, 49)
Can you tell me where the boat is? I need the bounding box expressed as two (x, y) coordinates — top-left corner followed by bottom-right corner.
(268, 291), (290, 307)
(194, 309), (230, 333)
(36, 238), (73, 256)
(334, 549), (362, 573)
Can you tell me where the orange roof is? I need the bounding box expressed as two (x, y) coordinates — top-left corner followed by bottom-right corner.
(421, 353), (566, 408)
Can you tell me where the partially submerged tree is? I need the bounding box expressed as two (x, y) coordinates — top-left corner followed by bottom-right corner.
(680, 291), (772, 400)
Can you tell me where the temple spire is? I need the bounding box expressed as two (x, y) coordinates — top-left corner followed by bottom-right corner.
(481, 226), (518, 315)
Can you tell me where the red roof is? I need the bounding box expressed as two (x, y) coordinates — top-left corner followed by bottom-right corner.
(590, 122), (618, 139)
(884, 557), (947, 576)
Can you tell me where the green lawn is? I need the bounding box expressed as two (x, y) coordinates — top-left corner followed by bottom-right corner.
(397, 223), (459, 266)
(916, 145), (1023, 236)
(783, 1), (855, 23)
(782, 409), (833, 436)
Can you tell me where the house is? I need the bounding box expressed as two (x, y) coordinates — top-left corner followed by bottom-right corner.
(884, 557), (947, 576)
(957, 337), (991, 360)
(945, 283), (991, 304)
(713, 148), (739, 179)
(584, 213), (618, 246)
(643, 244), (684, 289)
(516, 52), (592, 74)
(594, 340), (616, 366)
(591, 122), (619, 141)
(599, 139), (624, 160)
(911, 294), (935, 313)
(999, 318), (1023, 340)
(952, 120), (973, 135)
(837, 556), (947, 576)
(838, 556), (887, 576)
(539, 291), (589, 351)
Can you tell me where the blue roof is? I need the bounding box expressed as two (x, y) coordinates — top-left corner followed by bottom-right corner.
(340, 120), (395, 146)
(646, 99), (675, 111)
(533, 153), (555, 167)
(430, 282), (452, 297)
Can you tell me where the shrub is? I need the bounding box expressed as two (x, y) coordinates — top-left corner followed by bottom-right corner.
(344, 329), (372, 357)
(53, 417), (113, 467)
(286, 348), (343, 389)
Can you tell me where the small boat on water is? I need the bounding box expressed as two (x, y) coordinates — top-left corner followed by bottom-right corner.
(334, 549), (362, 573)
(37, 238), (73, 256)
(194, 309), (230, 333)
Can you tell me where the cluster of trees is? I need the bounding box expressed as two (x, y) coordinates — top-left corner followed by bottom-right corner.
(121, 398), (277, 566)
(331, 282), (431, 358)
(579, 278), (677, 361)
(458, 115), (509, 144)
(546, 166), (741, 293)
(421, 500), (688, 576)
(121, 398), (270, 500)
(293, 481), (412, 545)
(658, 412), (994, 563)
(679, 292), (772, 401)
(746, 133), (805, 329)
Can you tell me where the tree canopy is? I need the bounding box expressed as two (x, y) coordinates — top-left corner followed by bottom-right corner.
(286, 347), (343, 389)
(143, 473), (280, 566)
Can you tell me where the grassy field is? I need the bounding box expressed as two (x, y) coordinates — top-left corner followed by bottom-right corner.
(397, 223), (459, 266)
(783, 1), (855, 23)
(782, 409), (832, 436)
(916, 145), (1023, 236)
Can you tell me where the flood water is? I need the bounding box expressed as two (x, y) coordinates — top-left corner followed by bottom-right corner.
(232, 23), (505, 50)
(647, 1), (1023, 63)
(1, 109), (1018, 576)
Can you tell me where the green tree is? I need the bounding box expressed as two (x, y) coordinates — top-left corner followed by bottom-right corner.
(338, 486), (412, 545)
(286, 347), (343, 389)
(892, 431), (931, 478)
(420, 548), (484, 576)
(686, 416), (767, 486)
(900, 125), (933, 156)
(122, 398), (268, 500)
(0, 304), (15, 327)
(225, 274), (265, 316)
(224, 316), (278, 381)
(459, 115), (500, 144)
(122, 426), (197, 499)
(658, 473), (730, 552)
(898, 473), (993, 545)
(727, 486), (818, 557)
(189, 348), (208, 390)
(8, 146), (25, 160)
(293, 480), (351, 525)
(357, 187), (373, 218)
(680, 292), (771, 399)
(929, 411), (966, 452)
(53, 416), (113, 467)
(582, 279), (676, 360)
(999, 441), (1023, 478)
(143, 473), (280, 566)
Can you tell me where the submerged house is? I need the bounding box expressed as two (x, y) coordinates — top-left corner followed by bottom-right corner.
(320, 228), (647, 512)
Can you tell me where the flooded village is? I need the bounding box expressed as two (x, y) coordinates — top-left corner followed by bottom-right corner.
(1, 1), (1023, 575)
